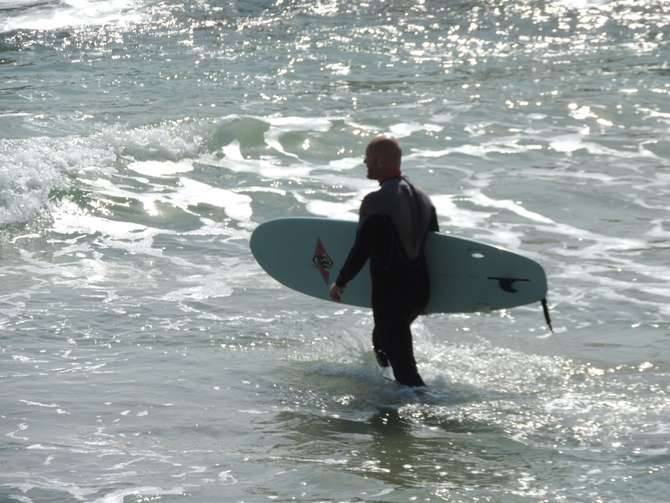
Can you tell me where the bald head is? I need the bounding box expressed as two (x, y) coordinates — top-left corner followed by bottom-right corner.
(367, 136), (402, 167)
(364, 136), (402, 181)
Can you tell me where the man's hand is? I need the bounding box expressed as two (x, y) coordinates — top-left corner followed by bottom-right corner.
(329, 283), (344, 302)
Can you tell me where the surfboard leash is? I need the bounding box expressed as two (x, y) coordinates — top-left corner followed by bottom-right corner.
(541, 297), (554, 334)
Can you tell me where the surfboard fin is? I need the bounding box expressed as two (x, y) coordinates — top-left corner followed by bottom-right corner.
(541, 297), (554, 333)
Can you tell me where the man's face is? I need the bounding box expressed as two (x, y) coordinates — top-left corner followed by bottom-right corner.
(364, 147), (380, 180)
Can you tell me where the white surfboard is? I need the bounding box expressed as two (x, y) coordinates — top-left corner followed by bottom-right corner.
(250, 217), (549, 315)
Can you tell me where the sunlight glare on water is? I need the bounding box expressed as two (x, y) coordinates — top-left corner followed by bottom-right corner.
(1, 0), (670, 501)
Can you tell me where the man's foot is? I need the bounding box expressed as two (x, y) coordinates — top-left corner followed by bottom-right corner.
(397, 375), (426, 387)
(374, 349), (389, 368)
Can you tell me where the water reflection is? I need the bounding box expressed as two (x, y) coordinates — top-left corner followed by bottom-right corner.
(263, 403), (544, 494)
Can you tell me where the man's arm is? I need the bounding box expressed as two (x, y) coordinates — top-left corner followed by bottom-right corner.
(329, 222), (370, 301)
(334, 217), (375, 288)
(330, 195), (370, 301)
(329, 214), (386, 302)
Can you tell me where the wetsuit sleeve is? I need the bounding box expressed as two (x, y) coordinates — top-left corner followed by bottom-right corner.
(335, 195), (374, 288)
(335, 216), (375, 288)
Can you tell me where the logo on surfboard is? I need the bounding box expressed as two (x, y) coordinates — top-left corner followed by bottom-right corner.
(312, 238), (334, 284)
(488, 276), (529, 293)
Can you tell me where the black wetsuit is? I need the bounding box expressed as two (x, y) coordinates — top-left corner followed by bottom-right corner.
(335, 177), (439, 386)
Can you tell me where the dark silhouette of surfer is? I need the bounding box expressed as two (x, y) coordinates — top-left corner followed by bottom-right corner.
(329, 137), (438, 387)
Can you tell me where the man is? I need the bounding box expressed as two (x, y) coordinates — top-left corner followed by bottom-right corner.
(329, 136), (439, 387)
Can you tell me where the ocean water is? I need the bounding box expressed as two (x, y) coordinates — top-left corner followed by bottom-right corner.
(1, 0), (670, 501)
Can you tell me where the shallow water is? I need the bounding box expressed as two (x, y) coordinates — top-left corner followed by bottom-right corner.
(1, 0), (670, 501)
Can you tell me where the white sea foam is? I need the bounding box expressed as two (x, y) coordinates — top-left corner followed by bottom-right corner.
(328, 157), (361, 171)
(172, 177), (252, 222)
(467, 190), (555, 225)
(80, 170), (253, 225)
(405, 136), (544, 160)
(207, 142), (313, 178)
(161, 273), (234, 302)
(127, 160), (194, 178)
(93, 486), (184, 503)
(549, 129), (659, 159)
(19, 400), (58, 408)
(0, 0), (51, 8)
(431, 194), (493, 230)
(303, 199), (360, 220)
(265, 116), (334, 158)
(106, 123), (203, 162)
(1, 477), (98, 501)
(0, 0), (146, 33)
(51, 199), (156, 241)
(0, 120), (205, 228)
(266, 116), (334, 131)
(2, 2), (670, 500)
(0, 135), (113, 225)
(389, 122), (443, 138)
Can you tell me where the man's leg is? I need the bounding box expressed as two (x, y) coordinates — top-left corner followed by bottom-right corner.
(372, 325), (389, 368)
(373, 312), (425, 387)
(371, 259), (428, 385)
(386, 321), (425, 387)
